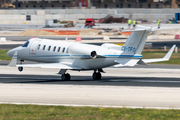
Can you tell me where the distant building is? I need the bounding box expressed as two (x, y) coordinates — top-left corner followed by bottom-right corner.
(3, 0), (175, 9)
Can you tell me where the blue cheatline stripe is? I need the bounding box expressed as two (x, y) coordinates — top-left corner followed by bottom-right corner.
(103, 55), (142, 58)
(13, 55), (17, 57)
(71, 55), (90, 57)
(26, 55), (142, 58)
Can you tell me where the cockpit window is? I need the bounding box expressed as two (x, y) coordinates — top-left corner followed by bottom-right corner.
(21, 41), (29, 47)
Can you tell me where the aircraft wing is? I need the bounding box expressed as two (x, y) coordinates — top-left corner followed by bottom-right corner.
(16, 63), (81, 69)
(141, 45), (176, 64)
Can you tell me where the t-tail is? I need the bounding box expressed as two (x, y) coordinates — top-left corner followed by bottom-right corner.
(121, 25), (153, 55)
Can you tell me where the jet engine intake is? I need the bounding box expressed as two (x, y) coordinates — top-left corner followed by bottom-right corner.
(90, 51), (97, 59)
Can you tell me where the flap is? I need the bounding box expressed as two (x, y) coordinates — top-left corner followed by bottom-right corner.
(114, 59), (139, 67)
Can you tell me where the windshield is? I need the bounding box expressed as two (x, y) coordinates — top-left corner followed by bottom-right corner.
(21, 41), (29, 47)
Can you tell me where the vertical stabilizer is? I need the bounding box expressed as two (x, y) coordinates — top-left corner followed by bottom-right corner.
(121, 25), (153, 55)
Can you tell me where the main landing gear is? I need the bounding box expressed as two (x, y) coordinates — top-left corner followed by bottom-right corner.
(92, 72), (101, 80)
(92, 69), (104, 80)
(59, 69), (71, 81)
(61, 73), (71, 81)
(59, 69), (104, 81)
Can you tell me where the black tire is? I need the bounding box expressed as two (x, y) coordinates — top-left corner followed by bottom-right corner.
(96, 72), (101, 80)
(61, 74), (66, 81)
(61, 73), (71, 81)
(65, 73), (71, 81)
(18, 67), (23, 72)
(92, 72), (97, 80)
(92, 72), (102, 80)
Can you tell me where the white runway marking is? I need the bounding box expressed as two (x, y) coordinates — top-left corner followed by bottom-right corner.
(0, 102), (180, 110)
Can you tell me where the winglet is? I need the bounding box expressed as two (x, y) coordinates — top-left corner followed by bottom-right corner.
(142, 45), (176, 64)
(163, 44), (176, 60)
(8, 51), (17, 67)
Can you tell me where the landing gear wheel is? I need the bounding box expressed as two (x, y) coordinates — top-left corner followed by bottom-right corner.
(18, 67), (23, 72)
(61, 73), (71, 81)
(92, 72), (101, 80)
(65, 73), (71, 80)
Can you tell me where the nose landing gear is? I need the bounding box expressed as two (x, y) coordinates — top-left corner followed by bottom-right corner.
(18, 60), (24, 72)
(18, 67), (23, 72)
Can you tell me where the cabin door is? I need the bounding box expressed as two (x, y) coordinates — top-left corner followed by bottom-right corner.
(29, 40), (40, 54)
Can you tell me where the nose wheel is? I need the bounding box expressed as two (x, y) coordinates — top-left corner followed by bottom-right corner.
(61, 73), (71, 81)
(18, 67), (23, 72)
(92, 72), (101, 80)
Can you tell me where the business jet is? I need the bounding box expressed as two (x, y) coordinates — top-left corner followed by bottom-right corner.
(7, 25), (175, 80)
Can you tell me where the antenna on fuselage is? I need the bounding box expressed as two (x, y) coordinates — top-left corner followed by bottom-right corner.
(65, 37), (68, 41)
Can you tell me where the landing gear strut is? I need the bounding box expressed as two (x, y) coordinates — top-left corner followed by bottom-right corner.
(18, 67), (23, 72)
(61, 73), (71, 81)
(92, 72), (101, 80)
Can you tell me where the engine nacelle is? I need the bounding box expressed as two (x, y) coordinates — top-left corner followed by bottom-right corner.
(68, 44), (97, 59)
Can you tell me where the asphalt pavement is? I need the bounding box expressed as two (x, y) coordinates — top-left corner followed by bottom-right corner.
(0, 74), (180, 88)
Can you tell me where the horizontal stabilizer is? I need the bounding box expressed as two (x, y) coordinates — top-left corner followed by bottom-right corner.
(142, 45), (176, 63)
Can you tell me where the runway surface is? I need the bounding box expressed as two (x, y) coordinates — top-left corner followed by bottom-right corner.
(0, 66), (180, 108)
(1, 74), (180, 87)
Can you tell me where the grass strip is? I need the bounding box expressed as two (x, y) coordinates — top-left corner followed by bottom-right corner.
(141, 51), (180, 64)
(0, 104), (180, 120)
(0, 50), (11, 61)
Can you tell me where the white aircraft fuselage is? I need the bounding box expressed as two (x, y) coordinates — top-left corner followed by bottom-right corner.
(7, 38), (142, 70)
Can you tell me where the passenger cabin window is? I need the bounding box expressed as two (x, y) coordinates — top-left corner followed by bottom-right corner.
(53, 46), (56, 52)
(62, 47), (65, 53)
(43, 45), (46, 50)
(21, 41), (29, 47)
(48, 46), (51, 51)
(37, 44), (41, 50)
(58, 47), (61, 52)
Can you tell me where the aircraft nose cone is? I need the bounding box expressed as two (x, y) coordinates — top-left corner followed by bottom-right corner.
(7, 50), (13, 57)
